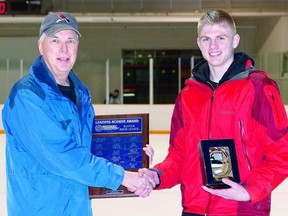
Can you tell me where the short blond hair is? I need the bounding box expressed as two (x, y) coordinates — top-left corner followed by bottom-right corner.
(197, 10), (237, 36)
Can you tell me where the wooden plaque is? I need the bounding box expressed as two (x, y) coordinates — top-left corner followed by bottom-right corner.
(89, 113), (149, 198)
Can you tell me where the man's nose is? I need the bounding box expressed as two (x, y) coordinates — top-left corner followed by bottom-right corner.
(60, 42), (68, 53)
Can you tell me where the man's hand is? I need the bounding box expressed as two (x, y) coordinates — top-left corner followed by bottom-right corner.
(202, 178), (250, 201)
(121, 171), (154, 198)
(143, 144), (154, 165)
(138, 168), (159, 187)
(132, 168), (159, 197)
(121, 145), (156, 198)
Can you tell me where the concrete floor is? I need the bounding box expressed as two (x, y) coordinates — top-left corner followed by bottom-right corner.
(0, 134), (288, 215)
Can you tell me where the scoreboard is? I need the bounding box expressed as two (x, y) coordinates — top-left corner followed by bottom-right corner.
(0, 1), (42, 15)
(0, 2), (6, 14)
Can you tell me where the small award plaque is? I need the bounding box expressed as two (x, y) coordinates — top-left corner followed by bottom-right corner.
(89, 113), (149, 198)
(199, 139), (240, 189)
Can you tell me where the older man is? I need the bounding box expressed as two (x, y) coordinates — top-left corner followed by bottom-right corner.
(2, 12), (154, 216)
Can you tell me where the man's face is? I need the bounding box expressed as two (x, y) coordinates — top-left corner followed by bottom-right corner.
(38, 30), (79, 79)
(197, 22), (240, 72)
(114, 91), (119, 97)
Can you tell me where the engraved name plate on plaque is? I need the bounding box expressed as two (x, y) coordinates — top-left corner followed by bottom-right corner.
(89, 113), (149, 198)
(199, 139), (240, 189)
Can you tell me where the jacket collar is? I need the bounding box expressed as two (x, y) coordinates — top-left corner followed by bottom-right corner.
(191, 52), (255, 86)
(31, 56), (62, 92)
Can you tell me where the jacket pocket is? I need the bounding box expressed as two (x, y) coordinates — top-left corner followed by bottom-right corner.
(239, 120), (252, 171)
(264, 85), (288, 130)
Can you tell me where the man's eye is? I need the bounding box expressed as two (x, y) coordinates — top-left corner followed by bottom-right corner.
(68, 39), (77, 44)
(52, 39), (60, 43)
(202, 38), (209, 42)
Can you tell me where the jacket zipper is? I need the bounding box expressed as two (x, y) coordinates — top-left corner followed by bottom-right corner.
(207, 81), (216, 140)
(207, 93), (214, 140)
(205, 81), (216, 215)
(239, 120), (252, 171)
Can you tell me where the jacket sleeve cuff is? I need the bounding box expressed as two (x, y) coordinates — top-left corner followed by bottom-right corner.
(245, 185), (257, 204)
(105, 164), (125, 191)
(148, 168), (163, 189)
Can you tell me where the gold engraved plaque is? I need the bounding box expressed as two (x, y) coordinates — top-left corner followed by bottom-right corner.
(199, 139), (240, 189)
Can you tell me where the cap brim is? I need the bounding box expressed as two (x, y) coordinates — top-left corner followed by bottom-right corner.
(44, 24), (81, 37)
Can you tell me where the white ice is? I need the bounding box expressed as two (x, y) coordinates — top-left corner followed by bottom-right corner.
(0, 134), (287, 215)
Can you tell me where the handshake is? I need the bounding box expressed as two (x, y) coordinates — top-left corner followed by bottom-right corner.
(121, 168), (159, 198)
(121, 144), (159, 198)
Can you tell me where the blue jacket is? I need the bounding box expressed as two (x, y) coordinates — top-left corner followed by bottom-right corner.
(2, 56), (125, 216)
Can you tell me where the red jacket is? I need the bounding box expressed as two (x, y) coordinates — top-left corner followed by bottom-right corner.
(154, 53), (288, 215)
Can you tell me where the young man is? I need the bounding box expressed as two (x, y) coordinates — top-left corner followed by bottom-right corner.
(139, 9), (288, 215)
(2, 12), (154, 216)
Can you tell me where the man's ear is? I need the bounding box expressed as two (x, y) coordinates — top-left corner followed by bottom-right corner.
(38, 40), (43, 55)
(233, 34), (240, 49)
(196, 37), (201, 50)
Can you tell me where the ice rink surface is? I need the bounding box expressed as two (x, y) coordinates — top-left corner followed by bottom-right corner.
(0, 134), (288, 216)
